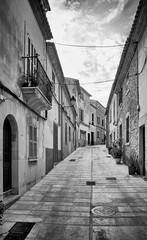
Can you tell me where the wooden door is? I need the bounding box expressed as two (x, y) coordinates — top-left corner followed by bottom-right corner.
(3, 118), (12, 192)
(53, 122), (58, 164)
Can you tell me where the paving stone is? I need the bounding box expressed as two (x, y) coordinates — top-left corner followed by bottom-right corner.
(1, 145), (147, 240)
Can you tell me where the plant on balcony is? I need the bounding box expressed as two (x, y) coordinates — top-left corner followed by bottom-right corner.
(22, 73), (39, 87)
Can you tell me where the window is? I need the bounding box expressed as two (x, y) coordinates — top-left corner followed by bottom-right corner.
(52, 70), (55, 91)
(80, 92), (84, 100)
(29, 125), (37, 159)
(92, 113), (94, 125)
(126, 116), (130, 143)
(69, 126), (71, 142)
(79, 109), (84, 122)
(113, 100), (115, 122)
(65, 123), (67, 144)
(27, 36), (37, 81)
(97, 116), (100, 124)
(102, 119), (104, 127)
(119, 124), (122, 139)
(118, 88), (123, 105)
(97, 131), (99, 138)
(73, 131), (74, 143)
(109, 108), (112, 123)
(114, 131), (115, 141)
(110, 133), (112, 145)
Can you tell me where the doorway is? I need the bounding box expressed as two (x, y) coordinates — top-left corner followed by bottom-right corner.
(139, 125), (145, 175)
(3, 118), (12, 192)
(88, 133), (90, 145)
(3, 115), (18, 195)
(53, 122), (58, 165)
(91, 132), (94, 145)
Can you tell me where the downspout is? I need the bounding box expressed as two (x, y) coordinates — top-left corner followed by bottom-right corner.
(61, 86), (63, 160)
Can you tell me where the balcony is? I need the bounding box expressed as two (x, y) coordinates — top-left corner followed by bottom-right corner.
(22, 56), (52, 113)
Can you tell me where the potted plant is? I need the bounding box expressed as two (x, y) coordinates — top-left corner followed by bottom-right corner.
(112, 146), (122, 164)
(128, 152), (138, 175)
(108, 146), (113, 154)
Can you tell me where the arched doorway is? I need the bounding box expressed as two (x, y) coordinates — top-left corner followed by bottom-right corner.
(3, 118), (12, 191)
(3, 115), (18, 194)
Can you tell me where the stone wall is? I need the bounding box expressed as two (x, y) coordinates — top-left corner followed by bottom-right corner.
(118, 50), (139, 163)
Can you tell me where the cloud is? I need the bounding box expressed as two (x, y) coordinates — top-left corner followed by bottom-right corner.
(48, 0), (139, 106)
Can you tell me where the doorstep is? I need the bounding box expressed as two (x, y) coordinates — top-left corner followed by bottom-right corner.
(3, 194), (20, 210)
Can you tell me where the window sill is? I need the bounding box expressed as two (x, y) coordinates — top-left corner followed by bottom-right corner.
(28, 158), (38, 162)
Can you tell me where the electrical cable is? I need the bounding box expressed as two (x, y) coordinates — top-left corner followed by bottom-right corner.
(49, 41), (125, 48)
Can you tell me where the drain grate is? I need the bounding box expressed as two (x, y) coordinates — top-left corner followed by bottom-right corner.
(106, 177), (116, 180)
(4, 222), (35, 240)
(69, 159), (76, 162)
(86, 181), (96, 185)
(106, 156), (111, 158)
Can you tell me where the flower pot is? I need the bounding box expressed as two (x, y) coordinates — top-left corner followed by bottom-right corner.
(128, 165), (136, 175)
(114, 158), (121, 164)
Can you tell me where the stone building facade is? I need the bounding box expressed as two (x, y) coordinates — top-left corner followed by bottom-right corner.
(106, 0), (147, 176)
(116, 51), (139, 162)
(0, 0), (77, 203)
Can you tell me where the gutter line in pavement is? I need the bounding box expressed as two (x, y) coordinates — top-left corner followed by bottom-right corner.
(89, 147), (94, 240)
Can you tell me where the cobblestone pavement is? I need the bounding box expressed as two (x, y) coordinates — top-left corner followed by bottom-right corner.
(1, 145), (147, 239)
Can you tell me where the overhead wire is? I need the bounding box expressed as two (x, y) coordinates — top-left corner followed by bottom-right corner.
(49, 41), (126, 48)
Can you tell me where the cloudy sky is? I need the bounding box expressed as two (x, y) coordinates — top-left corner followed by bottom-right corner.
(47, 0), (139, 107)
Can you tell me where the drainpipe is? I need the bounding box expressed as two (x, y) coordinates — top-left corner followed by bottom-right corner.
(61, 86), (63, 161)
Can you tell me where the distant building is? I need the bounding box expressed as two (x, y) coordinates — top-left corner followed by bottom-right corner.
(65, 77), (81, 149)
(90, 100), (106, 145)
(78, 86), (91, 147)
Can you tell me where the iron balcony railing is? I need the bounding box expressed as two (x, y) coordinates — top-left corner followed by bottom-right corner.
(22, 55), (52, 104)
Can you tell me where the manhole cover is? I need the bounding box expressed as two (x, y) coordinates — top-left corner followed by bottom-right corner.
(92, 206), (116, 216)
(69, 159), (76, 162)
(86, 181), (96, 185)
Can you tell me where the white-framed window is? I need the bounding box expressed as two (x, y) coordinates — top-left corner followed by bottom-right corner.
(29, 125), (37, 159)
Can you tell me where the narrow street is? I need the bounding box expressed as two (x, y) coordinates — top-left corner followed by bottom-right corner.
(1, 145), (147, 240)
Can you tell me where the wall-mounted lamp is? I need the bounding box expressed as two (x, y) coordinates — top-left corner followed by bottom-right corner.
(0, 94), (4, 104)
(0, 94), (15, 104)
(63, 96), (76, 108)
